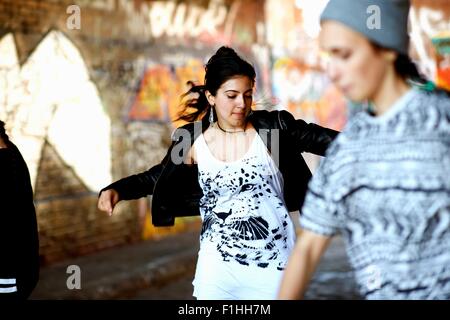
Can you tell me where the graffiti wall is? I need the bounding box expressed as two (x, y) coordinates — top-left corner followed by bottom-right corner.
(407, 1), (450, 87)
(127, 58), (205, 125)
(271, 57), (346, 130)
(265, 0), (346, 133)
(0, 31), (112, 191)
(432, 34), (450, 90)
(267, 0), (450, 132)
(265, 0), (450, 172)
(124, 0), (268, 127)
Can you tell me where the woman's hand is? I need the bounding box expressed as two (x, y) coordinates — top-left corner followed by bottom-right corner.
(97, 189), (120, 216)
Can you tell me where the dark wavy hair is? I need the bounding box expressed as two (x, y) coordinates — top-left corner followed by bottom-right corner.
(394, 53), (428, 83)
(177, 46), (256, 122)
(371, 42), (427, 83)
(372, 43), (450, 95)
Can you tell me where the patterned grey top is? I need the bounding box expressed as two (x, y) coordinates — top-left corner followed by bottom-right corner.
(300, 88), (450, 299)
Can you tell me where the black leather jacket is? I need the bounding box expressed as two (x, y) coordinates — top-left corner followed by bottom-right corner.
(102, 110), (339, 226)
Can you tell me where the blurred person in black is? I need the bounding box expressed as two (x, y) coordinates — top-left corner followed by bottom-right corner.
(0, 120), (39, 299)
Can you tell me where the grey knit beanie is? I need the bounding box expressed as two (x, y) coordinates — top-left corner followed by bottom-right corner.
(320, 0), (410, 55)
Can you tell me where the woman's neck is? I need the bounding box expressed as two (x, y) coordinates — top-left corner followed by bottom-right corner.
(371, 71), (411, 116)
(0, 136), (8, 148)
(215, 120), (246, 133)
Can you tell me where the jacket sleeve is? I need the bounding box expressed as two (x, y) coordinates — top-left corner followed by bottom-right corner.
(99, 141), (175, 201)
(279, 110), (339, 156)
(0, 146), (40, 299)
(0, 150), (19, 297)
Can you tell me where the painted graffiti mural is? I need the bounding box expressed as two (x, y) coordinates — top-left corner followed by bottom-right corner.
(271, 57), (346, 131)
(127, 58), (205, 125)
(432, 34), (450, 90)
(117, 0), (262, 47)
(409, 5), (450, 86)
(148, 0), (228, 40)
(0, 31), (111, 191)
(265, 0), (347, 135)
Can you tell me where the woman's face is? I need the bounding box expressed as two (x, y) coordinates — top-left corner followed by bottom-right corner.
(319, 21), (394, 102)
(207, 75), (253, 129)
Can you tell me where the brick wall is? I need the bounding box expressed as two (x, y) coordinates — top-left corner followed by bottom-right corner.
(34, 140), (140, 264)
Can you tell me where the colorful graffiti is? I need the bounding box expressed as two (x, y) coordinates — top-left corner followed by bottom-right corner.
(409, 6), (450, 84)
(432, 33), (450, 91)
(271, 57), (347, 131)
(148, 0), (228, 40)
(118, 0), (262, 47)
(127, 58), (205, 126)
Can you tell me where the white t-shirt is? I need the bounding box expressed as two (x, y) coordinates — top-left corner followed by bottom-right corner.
(192, 131), (296, 299)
